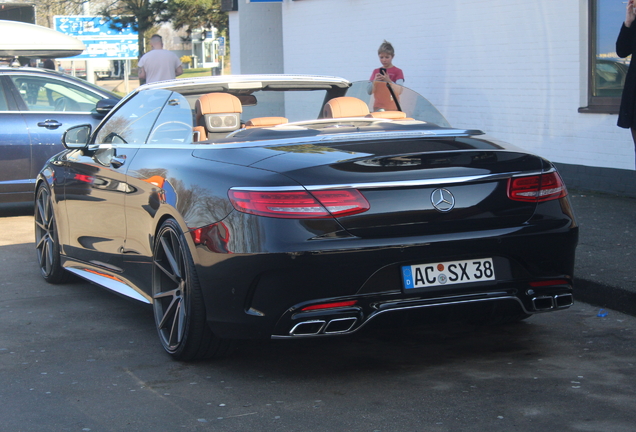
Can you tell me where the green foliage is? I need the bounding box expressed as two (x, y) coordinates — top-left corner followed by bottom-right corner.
(99, 0), (227, 58)
(180, 67), (215, 78)
(100, 0), (170, 57)
(166, 0), (228, 37)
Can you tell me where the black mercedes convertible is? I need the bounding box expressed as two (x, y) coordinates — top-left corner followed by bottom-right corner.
(35, 75), (578, 360)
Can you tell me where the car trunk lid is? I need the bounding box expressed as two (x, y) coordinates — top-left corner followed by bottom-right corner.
(251, 136), (544, 238)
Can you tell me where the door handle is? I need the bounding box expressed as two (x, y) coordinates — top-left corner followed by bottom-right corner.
(37, 119), (63, 129)
(111, 155), (127, 168)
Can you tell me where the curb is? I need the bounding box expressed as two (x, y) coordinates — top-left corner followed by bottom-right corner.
(574, 277), (636, 317)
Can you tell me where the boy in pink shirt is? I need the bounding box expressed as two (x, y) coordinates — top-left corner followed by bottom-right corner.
(369, 40), (404, 111)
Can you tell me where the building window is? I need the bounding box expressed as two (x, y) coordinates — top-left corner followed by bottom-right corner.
(221, 0), (238, 12)
(584, 0), (630, 113)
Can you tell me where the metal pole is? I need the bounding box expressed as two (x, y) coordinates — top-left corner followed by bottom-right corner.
(124, 59), (130, 94)
(83, 1), (95, 83)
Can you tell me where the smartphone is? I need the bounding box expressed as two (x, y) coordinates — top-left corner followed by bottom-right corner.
(379, 67), (387, 75)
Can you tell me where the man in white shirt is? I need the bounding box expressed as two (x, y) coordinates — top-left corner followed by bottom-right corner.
(138, 34), (183, 84)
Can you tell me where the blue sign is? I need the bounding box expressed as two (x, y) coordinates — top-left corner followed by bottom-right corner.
(74, 39), (139, 59)
(54, 15), (138, 60)
(55, 16), (136, 37)
(218, 36), (225, 56)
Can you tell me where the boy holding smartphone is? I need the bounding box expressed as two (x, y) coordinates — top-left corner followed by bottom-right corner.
(370, 40), (404, 85)
(369, 40), (404, 111)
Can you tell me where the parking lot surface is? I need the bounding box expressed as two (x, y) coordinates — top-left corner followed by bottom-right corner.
(1, 209), (635, 432)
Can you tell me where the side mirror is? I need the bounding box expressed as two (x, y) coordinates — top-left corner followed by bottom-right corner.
(62, 124), (92, 149)
(96, 98), (119, 115)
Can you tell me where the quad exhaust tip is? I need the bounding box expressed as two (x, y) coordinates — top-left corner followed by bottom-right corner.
(532, 293), (573, 311)
(288, 294), (575, 336)
(289, 317), (358, 336)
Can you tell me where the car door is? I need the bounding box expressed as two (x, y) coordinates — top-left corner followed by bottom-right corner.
(61, 89), (172, 273)
(121, 90), (196, 291)
(6, 72), (108, 187)
(0, 76), (33, 202)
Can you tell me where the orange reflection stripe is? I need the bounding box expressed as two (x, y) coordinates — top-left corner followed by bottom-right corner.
(85, 268), (124, 283)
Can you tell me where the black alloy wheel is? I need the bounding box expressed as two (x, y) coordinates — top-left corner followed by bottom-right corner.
(152, 218), (231, 361)
(34, 183), (69, 284)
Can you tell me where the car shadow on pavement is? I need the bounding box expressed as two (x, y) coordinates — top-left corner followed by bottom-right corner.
(222, 317), (544, 378)
(0, 203), (32, 217)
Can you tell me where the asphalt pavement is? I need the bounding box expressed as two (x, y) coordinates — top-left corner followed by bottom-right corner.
(568, 190), (636, 317)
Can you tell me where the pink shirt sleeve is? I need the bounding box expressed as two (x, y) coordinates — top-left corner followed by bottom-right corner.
(389, 67), (404, 83)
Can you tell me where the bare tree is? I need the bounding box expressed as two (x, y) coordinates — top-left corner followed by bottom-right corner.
(35, 0), (85, 28)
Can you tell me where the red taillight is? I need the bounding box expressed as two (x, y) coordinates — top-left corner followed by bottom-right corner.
(507, 172), (567, 202)
(301, 300), (358, 311)
(228, 188), (369, 219)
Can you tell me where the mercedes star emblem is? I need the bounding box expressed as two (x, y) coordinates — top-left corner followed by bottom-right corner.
(431, 188), (455, 212)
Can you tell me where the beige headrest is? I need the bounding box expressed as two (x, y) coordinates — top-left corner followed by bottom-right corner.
(323, 97), (370, 118)
(195, 93), (243, 124)
(366, 111), (407, 120)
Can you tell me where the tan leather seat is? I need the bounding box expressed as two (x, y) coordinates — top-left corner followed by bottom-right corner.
(195, 93), (243, 137)
(366, 111), (409, 120)
(245, 117), (289, 128)
(192, 126), (206, 141)
(323, 97), (370, 118)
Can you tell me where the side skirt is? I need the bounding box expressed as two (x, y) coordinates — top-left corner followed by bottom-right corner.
(65, 265), (152, 304)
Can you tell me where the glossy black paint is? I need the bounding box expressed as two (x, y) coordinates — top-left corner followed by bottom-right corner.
(37, 76), (578, 350)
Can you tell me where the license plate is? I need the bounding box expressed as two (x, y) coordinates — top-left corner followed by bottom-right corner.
(402, 258), (495, 289)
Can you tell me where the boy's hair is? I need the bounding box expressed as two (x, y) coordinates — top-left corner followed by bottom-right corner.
(378, 40), (395, 56)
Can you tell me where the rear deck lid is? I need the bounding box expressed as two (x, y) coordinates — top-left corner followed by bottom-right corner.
(251, 136), (545, 238)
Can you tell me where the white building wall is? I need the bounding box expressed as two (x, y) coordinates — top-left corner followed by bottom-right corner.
(228, 2), (283, 74)
(279, 0), (634, 171)
(228, 11), (241, 74)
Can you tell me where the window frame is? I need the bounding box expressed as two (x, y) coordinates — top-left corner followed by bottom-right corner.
(94, 89), (172, 145)
(581, 0), (623, 114)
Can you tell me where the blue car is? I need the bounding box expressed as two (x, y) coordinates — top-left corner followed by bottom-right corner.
(0, 66), (119, 204)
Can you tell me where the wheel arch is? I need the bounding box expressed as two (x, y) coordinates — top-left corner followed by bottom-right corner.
(150, 208), (201, 265)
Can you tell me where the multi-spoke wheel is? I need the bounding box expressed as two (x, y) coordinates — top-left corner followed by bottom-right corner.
(34, 183), (69, 284)
(152, 219), (231, 360)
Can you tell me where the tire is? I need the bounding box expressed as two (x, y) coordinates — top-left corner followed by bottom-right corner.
(152, 218), (231, 361)
(34, 183), (70, 284)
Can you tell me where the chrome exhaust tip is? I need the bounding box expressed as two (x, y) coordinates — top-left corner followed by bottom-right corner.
(532, 296), (555, 311)
(554, 293), (574, 308)
(324, 317), (357, 334)
(290, 320), (325, 336)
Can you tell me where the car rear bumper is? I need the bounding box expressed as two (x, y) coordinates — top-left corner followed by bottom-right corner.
(196, 223), (578, 340)
(274, 288), (574, 339)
